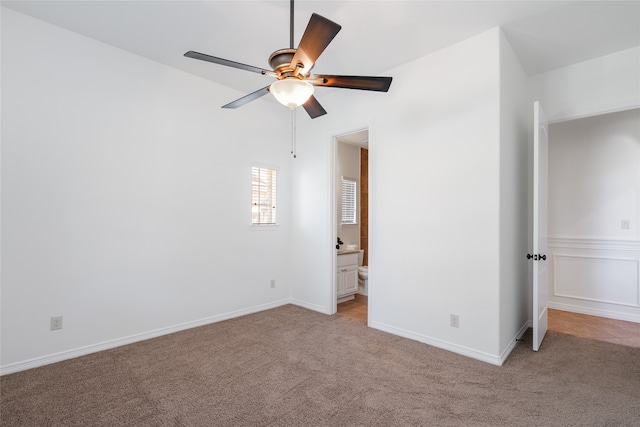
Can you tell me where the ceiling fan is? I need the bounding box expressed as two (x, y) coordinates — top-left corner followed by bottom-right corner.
(184, 0), (392, 119)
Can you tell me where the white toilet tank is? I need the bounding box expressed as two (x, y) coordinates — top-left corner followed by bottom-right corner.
(357, 249), (368, 295)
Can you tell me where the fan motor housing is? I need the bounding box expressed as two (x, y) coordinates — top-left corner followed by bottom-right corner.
(268, 49), (296, 75)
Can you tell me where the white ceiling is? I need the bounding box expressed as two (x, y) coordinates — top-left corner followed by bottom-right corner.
(3, 0), (639, 101)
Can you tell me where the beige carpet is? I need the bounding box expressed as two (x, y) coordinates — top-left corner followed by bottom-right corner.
(2, 304), (639, 426)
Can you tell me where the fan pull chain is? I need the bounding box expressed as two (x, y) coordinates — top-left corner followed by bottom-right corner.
(291, 109), (297, 159)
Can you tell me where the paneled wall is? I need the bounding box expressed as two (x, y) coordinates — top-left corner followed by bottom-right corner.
(548, 238), (639, 322)
(547, 109), (640, 322)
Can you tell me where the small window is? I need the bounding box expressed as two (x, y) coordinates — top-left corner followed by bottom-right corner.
(341, 177), (357, 225)
(252, 166), (277, 225)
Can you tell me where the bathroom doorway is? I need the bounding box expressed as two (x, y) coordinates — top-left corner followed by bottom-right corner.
(334, 128), (369, 322)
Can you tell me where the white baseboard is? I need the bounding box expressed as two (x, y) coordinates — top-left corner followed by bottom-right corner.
(548, 302), (640, 324)
(499, 321), (531, 364)
(369, 321), (505, 366)
(0, 299), (292, 376)
(289, 298), (332, 314)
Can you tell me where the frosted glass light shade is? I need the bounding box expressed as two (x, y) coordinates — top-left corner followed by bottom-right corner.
(269, 78), (314, 109)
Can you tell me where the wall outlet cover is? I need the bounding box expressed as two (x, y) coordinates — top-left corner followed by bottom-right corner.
(450, 314), (459, 328)
(50, 316), (63, 330)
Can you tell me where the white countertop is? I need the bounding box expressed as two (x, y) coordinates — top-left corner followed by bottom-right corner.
(337, 249), (360, 255)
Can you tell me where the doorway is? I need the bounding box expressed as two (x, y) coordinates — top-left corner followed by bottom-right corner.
(334, 128), (369, 321)
(545, 108), (640, 341)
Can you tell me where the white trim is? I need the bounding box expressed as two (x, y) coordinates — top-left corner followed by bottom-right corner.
(251, 161), (280, 171)
(548, 302), (640, 324)
(332, 125), (370, 143)
(0, 299), (291, 376)
(249, 224), (279, 231)
(548, 104), (640, 125)
(551, 254), (640, 308)
(546, 236), (640, 322)
(330, 123), (371, 316)
(340, 176), (358, 225)
(250, 164), (278, 226)
(367, 121), (376, 327)
(548, 237), (640, 252)
(290, 299), (332, 315)
(330, 133), (338, 315)
(370, 321), (505, 366)
(499, 321), (531, 364)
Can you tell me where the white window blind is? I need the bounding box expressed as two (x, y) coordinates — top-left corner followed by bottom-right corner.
(252, 166), (277, 225)
(341, 177), (357, 225)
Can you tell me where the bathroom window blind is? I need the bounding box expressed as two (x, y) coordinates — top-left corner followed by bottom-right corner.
(341, 177), (357, 225)
(251, 166), (277, 225)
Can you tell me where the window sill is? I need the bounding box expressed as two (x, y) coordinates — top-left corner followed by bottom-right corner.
(250, 224), (279, 231)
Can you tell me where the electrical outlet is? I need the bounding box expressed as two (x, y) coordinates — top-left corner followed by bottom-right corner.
(621, 219), (630, 230)
(450, 314), (459, 328)
(270, 279), (276, 289)
(50, 316), (63, 331)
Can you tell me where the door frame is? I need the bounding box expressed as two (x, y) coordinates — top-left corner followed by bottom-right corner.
(544, 107), (640, 325)
(529, 105), (640, 334)
(330, 124), (372, 322)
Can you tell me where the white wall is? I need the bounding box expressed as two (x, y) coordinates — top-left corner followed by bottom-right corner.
(1, 8), (292, 373)
(528, 47), (640, 123)
(336, 142), (360, 247)
(549, 109), (639, 241)
(292, 28), (528, 364)
(288, 109), (335, 314)
(373, 28), (503, 362)
(498, 32), (529, 355)
(546, 109), (640, 322)
(7, 6), (634, 372)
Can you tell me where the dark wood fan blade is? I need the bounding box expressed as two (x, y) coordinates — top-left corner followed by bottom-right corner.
(312, 75), (392, 92)
(184, 51), (273, 76)
(222, 86), (270, 109)
(302, 95), (327, 119)
(290, 14), (341, 75)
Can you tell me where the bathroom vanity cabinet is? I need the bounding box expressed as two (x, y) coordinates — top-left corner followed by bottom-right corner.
(337, 252), (358, 303)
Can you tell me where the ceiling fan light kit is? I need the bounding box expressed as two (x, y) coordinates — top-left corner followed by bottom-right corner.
(270, 79), (314, 109)
(184, 0), (392, 119)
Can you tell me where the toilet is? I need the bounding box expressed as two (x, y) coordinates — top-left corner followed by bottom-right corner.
(357, 249), (368, 296)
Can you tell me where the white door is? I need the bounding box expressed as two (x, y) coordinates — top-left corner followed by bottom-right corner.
(532, 101), (549, 352)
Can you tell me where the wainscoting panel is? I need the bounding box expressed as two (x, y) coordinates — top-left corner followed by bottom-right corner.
(548, 238), (640, 323)
(553, 255), (639, 306)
